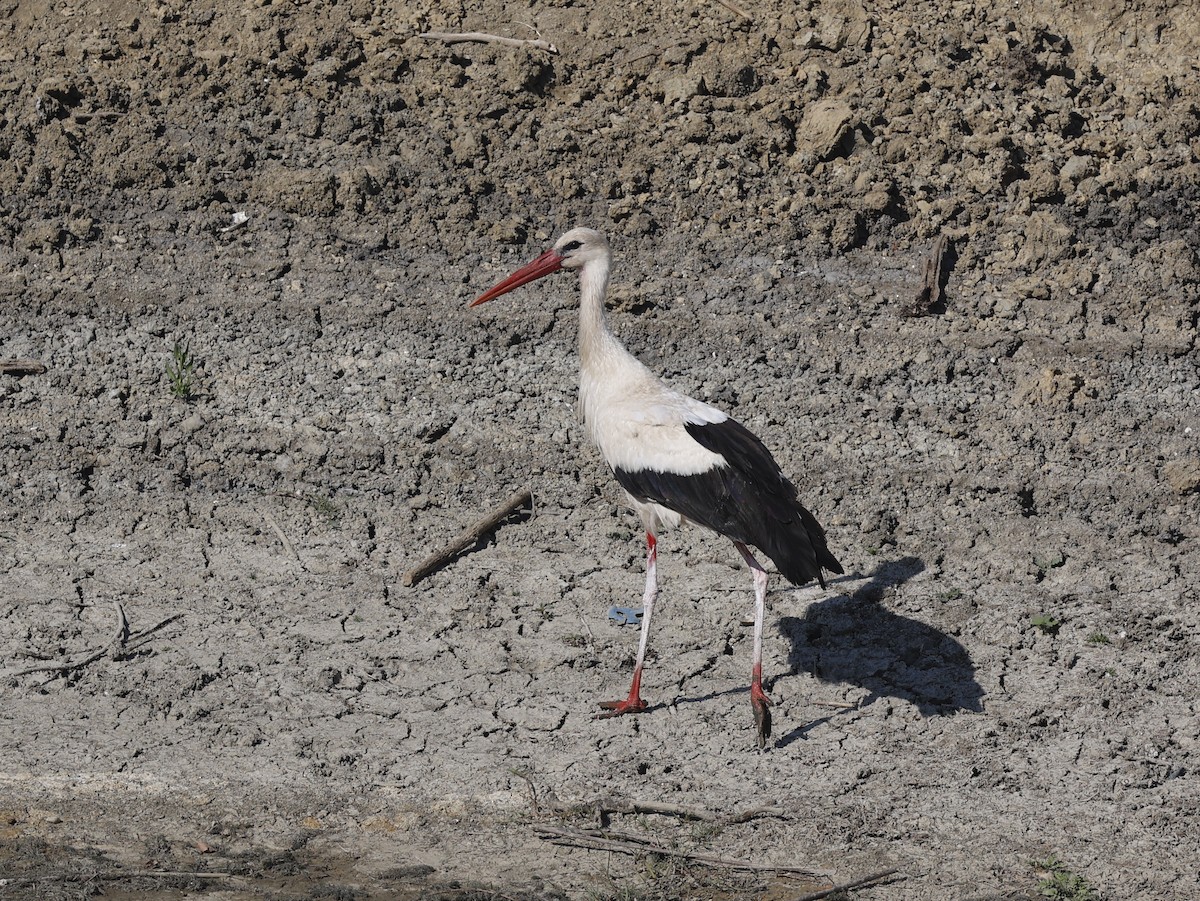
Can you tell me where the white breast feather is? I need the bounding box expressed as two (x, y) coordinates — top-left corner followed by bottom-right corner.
(583, 367), (729, 476)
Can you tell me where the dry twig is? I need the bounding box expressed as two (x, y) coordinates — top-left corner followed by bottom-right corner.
(418, 30), (558, 54)
(111, 601), (129, 650)
(813, 699), (860, 711)
(790, 866), (902, 900)
(3, 612), (184, 681)
(7, 647), (112, 679)
(576, 611), (596, 655)
(263, 510), (301, 564)
(0, 359), (46, 375)
(713, 0), (754, 22)
(124, 612), (186, 650)
(402, 488), (533, 587)
(547, 793), (786, 825)
(534, 824), (822, 878)
(510, 769), (541, 815)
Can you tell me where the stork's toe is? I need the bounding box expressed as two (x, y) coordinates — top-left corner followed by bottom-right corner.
(753, 699), (772, 748)
(596, 697), (649, 718)
(751, 683), (773, 748)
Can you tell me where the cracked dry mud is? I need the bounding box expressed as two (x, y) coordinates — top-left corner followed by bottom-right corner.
(1, 0), (1198, 899)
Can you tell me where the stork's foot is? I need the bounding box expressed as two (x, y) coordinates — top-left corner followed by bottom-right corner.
(596, 668), (647, 719)
(751, 683), (773, 748)
(596, 696), (649, 718)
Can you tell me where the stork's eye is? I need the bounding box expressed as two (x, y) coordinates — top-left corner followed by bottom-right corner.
(561, 240), (582, 253)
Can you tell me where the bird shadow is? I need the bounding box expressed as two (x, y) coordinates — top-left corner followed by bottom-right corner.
(773, 555), (984, 747)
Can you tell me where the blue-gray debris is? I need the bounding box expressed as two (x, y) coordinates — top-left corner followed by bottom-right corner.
(607, 605), (644, 626)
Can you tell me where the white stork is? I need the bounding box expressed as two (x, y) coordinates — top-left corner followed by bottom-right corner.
(471, 227), (843, 747)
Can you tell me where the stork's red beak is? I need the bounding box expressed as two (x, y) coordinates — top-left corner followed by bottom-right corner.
(470, 248), (564, 307)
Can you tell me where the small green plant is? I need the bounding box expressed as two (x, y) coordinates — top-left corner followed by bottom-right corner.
(689, 820), (723, 844)
(308, 493), (342, 524)
(641, 850), (688, 882)
(166, 340), (197, 400)
(1031, 613), (1062, 636)
(1032, 854), (1098, 901)
(1035, 551), (1067, 572)
(1086, 632), (1111, 645)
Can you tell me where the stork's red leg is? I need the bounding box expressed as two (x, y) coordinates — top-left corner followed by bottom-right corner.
(597, 663), (648, 716)
(598, 531), (657, 717)
(735, 542), (772, 748)
(750, 661), (772, 746)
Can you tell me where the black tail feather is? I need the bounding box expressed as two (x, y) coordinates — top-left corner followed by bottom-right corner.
(761, 501), (844, 588)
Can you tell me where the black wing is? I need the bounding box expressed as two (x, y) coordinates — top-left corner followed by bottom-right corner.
(613, 417), (843, 586)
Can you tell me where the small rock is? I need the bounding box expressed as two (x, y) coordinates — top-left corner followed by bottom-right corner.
(488, 219), (526, 244)
(1036, 550), (1066, 570)
(862, 188), (892, 213)
(793, 99), (854, 163)
(661, 73), (706, 105)
(1059, 154), (1097, 183)
(1162, 460), (1200, 495)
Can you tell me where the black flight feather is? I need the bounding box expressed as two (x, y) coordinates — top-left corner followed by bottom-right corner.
(613, 417), (843, 587)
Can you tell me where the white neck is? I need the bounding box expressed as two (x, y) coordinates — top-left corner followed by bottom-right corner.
(574, 248), (669, 451)
(578, 254), (621, 369)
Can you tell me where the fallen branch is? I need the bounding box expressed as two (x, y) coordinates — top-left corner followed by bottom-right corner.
(418, 31), (558, 54)
(0, 359), (46, 375)
(402, 488), (533, 587)
(790, 866), (902, 900)
(546, 792), (786, 825)
(534, 824), (823, 878)
(7, 646), (111, 679)
(725, 805), (790, 824)
(906, 234), (954, 316)
(813, 700), (860, 711)
(124, 612), (186, 651)
(2, 612), (184, 681)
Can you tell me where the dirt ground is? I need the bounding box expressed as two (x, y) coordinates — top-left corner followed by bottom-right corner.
(2, 0), (1198, 898)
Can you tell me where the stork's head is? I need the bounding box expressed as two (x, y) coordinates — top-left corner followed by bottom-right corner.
(470, 227), (610, 307)
(552, 227), (609, 270)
